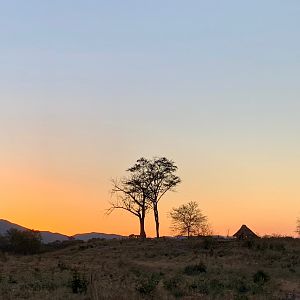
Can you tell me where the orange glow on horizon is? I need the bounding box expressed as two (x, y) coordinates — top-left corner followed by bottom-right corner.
(1, 162), (299, 238)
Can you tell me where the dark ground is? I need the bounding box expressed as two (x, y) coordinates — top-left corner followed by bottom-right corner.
(0, 237), (299, 299)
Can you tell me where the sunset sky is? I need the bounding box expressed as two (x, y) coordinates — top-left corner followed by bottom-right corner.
(1, 1), (300, 237)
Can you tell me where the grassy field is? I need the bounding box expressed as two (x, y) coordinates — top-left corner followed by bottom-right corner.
(0, 237), (299, 299)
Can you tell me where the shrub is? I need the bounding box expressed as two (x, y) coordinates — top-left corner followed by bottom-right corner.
(136, 272), (161, 295)
(184, 262), (207, 275)
(202, 237), (215, 250)
(8, 274), (17, 284)
(255, 241), (268, 251)
(44, 239), (84, 252)
(57, 261), (68, 271)
(189, 278), (209, 294)
(253, 239), (286, 252)
(234, 278), (250, 294)
(253, 270), (270, 285)
(6, 229), (42, 255)
(71, 271), (88, 294)
(164, 275), (187, 298)
(0, 234), (9, 252)
(0, 251), (8, 262)
(209, 279), (224, 294)
(271, 242), (286, 251)
(243, 240), (255, 249)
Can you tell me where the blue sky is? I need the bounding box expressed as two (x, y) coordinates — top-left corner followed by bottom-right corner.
(1, 1), (300, 235)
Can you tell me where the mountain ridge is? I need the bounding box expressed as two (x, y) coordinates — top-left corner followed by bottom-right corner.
(0, 219), (124, 243)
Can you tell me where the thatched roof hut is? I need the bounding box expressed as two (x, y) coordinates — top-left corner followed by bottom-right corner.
(233, 225), (259, 239)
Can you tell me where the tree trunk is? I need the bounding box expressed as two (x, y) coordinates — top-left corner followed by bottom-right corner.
(139, 217), (146, 239)
(153, 204), (160, 238)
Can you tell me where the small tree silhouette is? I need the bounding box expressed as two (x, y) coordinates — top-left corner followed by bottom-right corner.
(296, 217), (300, 236)
(169, 201), (210, 237)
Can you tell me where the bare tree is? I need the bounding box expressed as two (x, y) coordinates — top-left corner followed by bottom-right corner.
(146, 157), (181, 238)
(197, 222), (213, 236)
(108, 157), (181, 239)
(169, 201), (209, 238)
(108, 158), (151, 238)
(297, 217), (300, 236)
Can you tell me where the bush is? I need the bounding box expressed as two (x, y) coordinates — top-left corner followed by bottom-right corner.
(270, 242), (286, 251)
(209, 279), (224, 294)
(189, 278), (209, 294)
(136, 272), (161, 295)
(0, 251), (8, 263)
(202, 237), (215, 250)
(57, 261), (68, 271)
(71, 271), (88, 294)
(184, 262), (207, 275)
(234, 278), (250, 294)
(251, 239), (286, 252)
(43, 239), (84, 252)
(253, 270), (270, 285)
(243, 240), (255, 249)
(6, 229), (42, 255)
(0, 234), (9, 252)
(164, 275), (187, 298)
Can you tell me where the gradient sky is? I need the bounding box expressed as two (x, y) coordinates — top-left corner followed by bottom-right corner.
(1, 1), (300, 237)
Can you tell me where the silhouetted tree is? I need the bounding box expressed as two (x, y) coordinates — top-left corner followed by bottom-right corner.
(197, 222), (213, 236)
(297, 217), (300, 236)
(6, 228), (42, 254)
(108, 157), (181, 238)
(169, 201), (209, 238)
(108, 158), (151, 238)
(146, 157), (181, 238)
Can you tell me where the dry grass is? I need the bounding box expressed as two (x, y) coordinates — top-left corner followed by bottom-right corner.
(0, 237), (299, 299)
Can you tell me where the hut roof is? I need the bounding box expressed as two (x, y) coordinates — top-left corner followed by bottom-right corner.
(233, 225), (259, 239)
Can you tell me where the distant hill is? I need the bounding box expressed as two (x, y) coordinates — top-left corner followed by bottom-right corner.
(0, 219), (70, 244)
(40, 231), (70, 243)
(73, 232), (123, 241)
(0, 219), (123, 243)
(0, 219), (25, 234)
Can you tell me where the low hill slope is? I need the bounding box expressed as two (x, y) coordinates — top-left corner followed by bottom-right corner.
(0, 219), (69, 243)
(72, 232), (123, 241)
(0, 237), (299, 299)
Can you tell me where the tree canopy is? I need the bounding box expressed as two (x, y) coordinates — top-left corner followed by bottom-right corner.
(108, 158), (151, 238)
(108, 157), (181, 238)
(169, 201), (210, 237)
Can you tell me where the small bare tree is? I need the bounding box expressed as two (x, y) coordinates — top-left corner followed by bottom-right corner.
(169, 201), (210, 238)
(296, 217), (300, 236)
(197, 222), (213, 236)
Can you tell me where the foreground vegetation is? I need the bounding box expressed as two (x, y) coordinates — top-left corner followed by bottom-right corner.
(0, 237), (299, 299)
